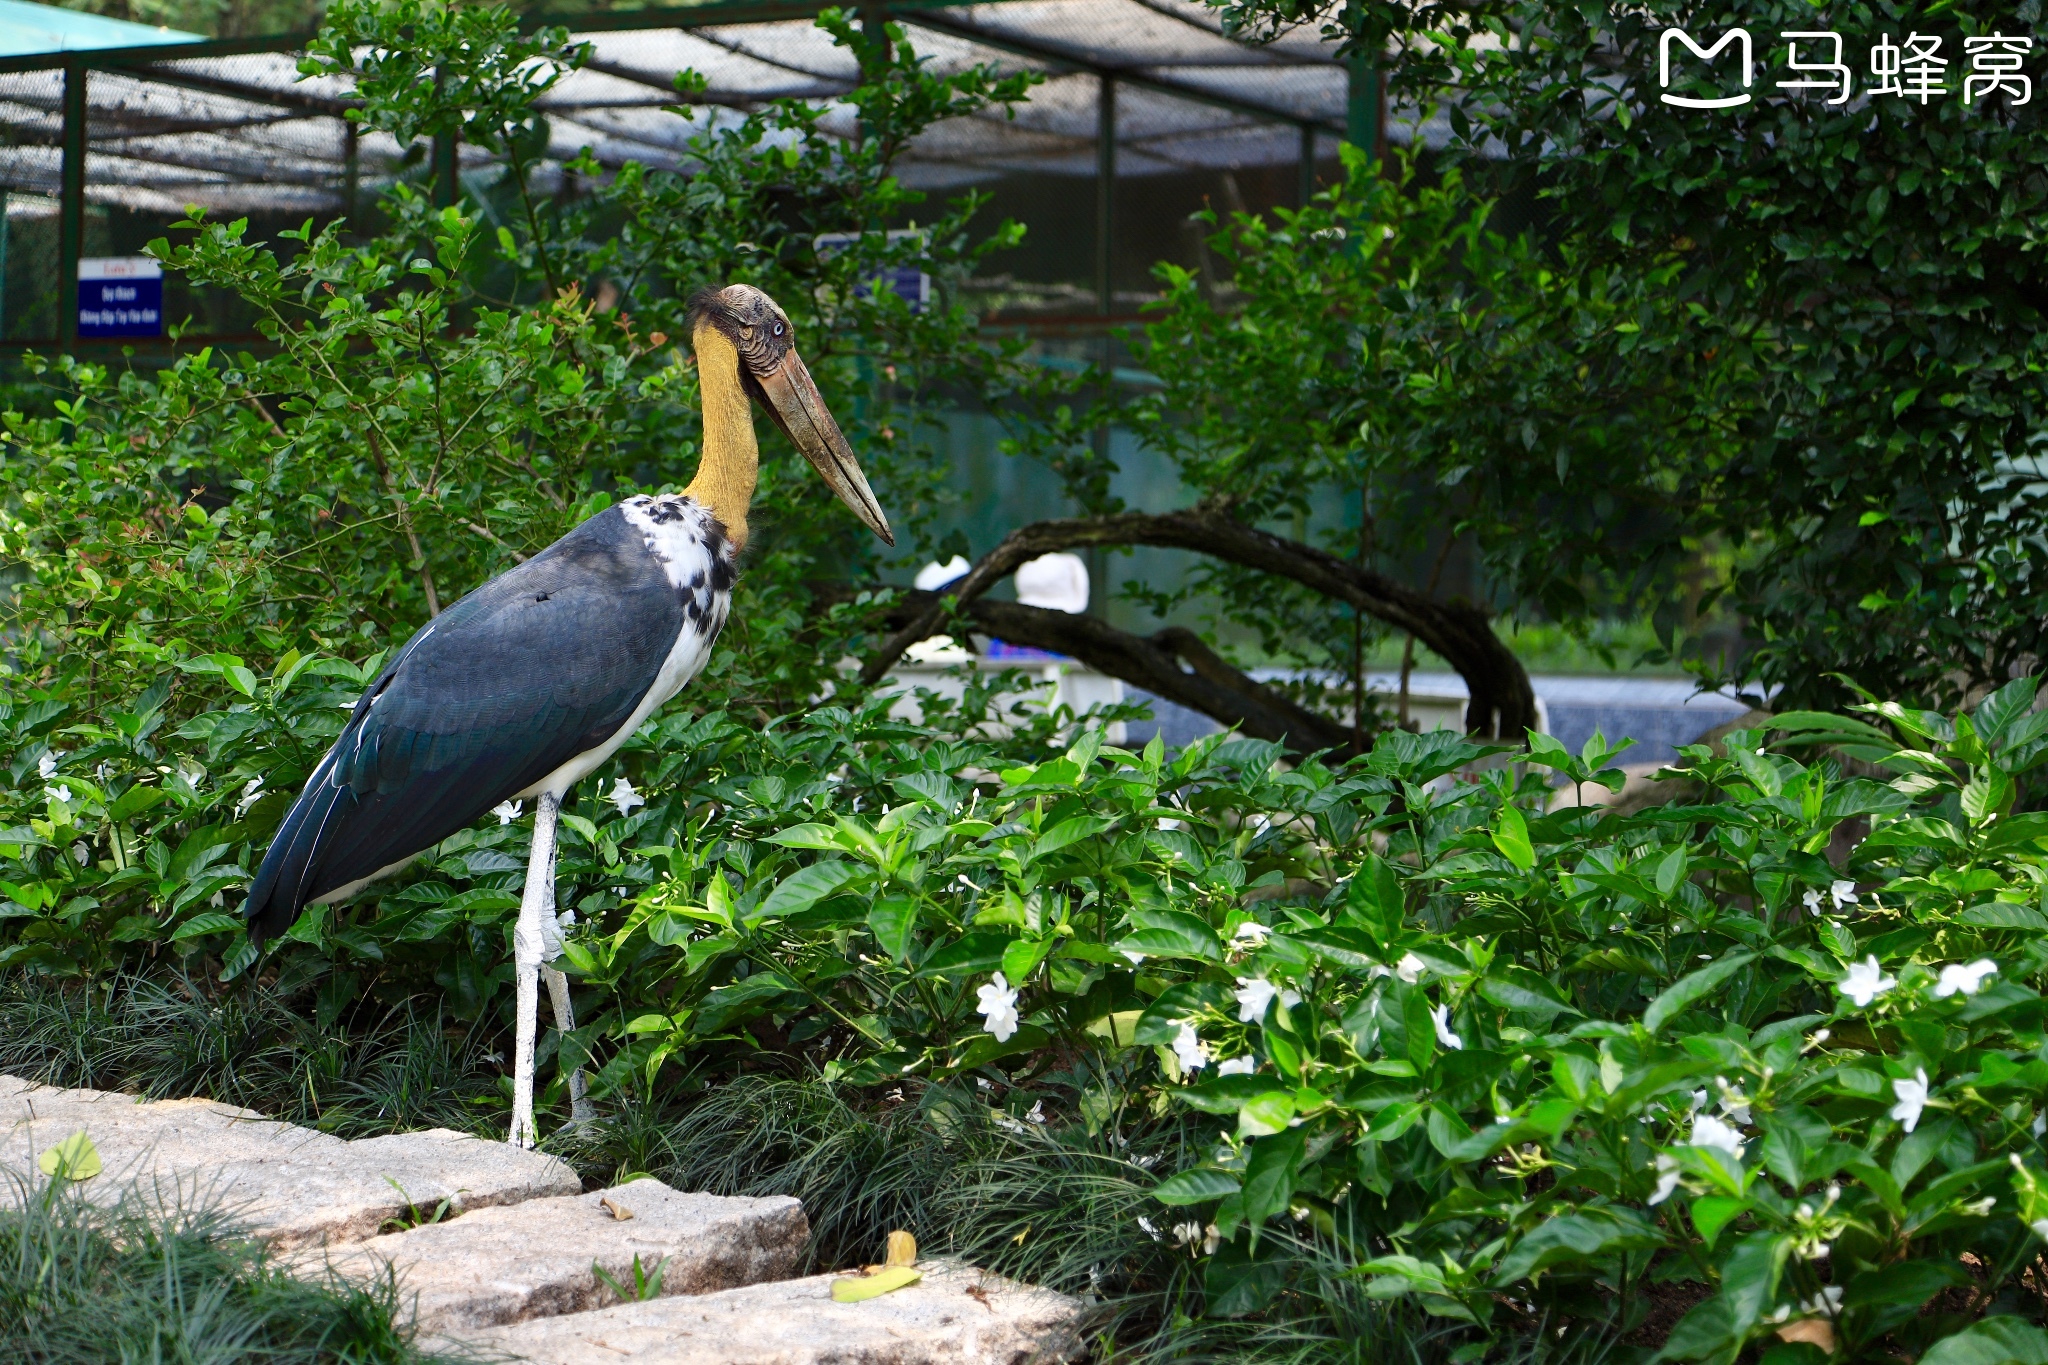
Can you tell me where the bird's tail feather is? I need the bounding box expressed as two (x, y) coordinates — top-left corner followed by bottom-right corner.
(245, 756), (352, 946)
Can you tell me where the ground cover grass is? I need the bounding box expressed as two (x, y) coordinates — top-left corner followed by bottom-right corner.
(0, 1177), (438, 1364)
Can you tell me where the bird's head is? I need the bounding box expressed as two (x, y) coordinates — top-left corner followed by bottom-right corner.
(689, 283), (893, 546)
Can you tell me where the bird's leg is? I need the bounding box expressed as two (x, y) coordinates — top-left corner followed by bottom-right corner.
(538, 870), (595, 1130)
(509, 790), (559, 1149)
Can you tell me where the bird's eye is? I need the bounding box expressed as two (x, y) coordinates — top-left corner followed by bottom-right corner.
(773, 323), (785, 337)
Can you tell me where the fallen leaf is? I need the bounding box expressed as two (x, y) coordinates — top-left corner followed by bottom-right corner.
(1777, 1319), (1835, 1353)
(37, 1130), (101, 1182)
(885, 1229), (917, 1267)
(832, 1266), (922, 1302)
(598, 1195), (633, 1221)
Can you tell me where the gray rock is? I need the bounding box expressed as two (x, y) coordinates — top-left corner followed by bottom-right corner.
(0, 1074), (578, 1248)
(442, 1259), (1085, 1364)
(296, 1178), (807, 1333)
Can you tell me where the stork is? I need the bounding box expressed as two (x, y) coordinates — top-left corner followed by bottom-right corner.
(244, 285), (892, 1147)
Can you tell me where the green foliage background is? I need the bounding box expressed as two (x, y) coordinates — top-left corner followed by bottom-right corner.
(6, 2), (2048, 1360)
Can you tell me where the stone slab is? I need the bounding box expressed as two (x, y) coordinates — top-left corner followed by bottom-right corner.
(0, 1074), (578, 1249)
(442, 1259), (1085, 1365)
(296, 1178), (807, 1334)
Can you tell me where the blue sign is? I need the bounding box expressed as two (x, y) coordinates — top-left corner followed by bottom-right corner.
(813, 232), (930, 313)
(77, 257), (163, 339)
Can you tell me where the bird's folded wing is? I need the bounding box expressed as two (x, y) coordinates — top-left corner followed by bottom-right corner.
(306, 549), (688, 899)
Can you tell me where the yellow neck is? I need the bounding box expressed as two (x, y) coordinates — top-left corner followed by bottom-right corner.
(685, 324), (759, 551)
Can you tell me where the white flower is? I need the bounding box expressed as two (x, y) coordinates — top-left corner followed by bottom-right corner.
(36, 751), (58, 779)
(1174, 1221), (1220, 1255)
(1688, 1088), (1709, 1115)
(1802, 888), (1823, 914)
(1230, 921), (1269, 947)
(1233, 977), (1301, 1023)
(493, 799), (522, 825)
(976, 972), (1020, 1042)
(45, 785), (72, 804)
(1430, 1003), (1462, 1050)
(1396, 952), (1426, 983)
(234, 777), (265, 819)
(1838, 956), (1896, 1008)
(71, 842), (89, 866)
(1235, 976), (1278, 1023)
(1830, 879), (1859, 908)
(1688, 1113), (1746, 1161)
(1171, 1021), (1211, 1074)
(1137, 1216), (1160, 1240)
(1025, 1100), (1046, 1125)
(608, 776), (645, 817)
(2033, 1111), (2046, 1139)
(1649, 1155), (1682, 1205)
(1217, 1055), (1256, 1076)
(1934, 959), (1998, 999)
(1800, 1286), (1843, 1316)
(1810, 1028), (1831, 1048)
(1715, 1077), (1753, 1127)
(1889, 1068), (1930, 1133)
(1122, 949), (1147, 966)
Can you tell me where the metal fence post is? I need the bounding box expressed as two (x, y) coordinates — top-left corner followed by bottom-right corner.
(1344, 1), (1381, 158)
(1094, 74), (1115, 316)
(58, 57), (85, 351)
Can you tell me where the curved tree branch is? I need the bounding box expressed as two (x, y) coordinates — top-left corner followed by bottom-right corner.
(861, 504), (1537, 739)
(884, 593), (1359, 757)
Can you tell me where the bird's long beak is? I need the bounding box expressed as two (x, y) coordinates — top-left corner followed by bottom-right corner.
(757, 348), (893, 545)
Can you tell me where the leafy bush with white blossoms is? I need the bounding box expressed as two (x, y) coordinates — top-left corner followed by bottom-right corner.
(12, 625), (2048, 1356)
(1140, 680), (2048, 1352)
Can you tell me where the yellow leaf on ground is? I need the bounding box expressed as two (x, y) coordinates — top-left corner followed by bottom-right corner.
(38, 1130), (101, 1181)
(885, 1230), (917, 1267)
(831, 1266), (922, 1302)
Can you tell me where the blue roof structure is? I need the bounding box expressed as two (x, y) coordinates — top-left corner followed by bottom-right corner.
(0, 0), (201, 58)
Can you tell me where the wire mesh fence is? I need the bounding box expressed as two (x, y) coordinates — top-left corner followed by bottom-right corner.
(0, 0), (1393, 348)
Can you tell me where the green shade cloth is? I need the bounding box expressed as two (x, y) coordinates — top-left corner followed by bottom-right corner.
(0, 0), (201, 57)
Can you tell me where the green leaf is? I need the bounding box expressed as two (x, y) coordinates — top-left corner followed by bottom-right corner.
(1237, 1091), (1296, 1137)
(1116, 911), (1220, 962)
(867, 895), (917, 962)
(1643, 951), (1757, 1035)
(917, 931), (1010, 982)
(756, 861), (859, 920)
(1717, 1231), (1788, 1336)
(764, 823), (843, 850)
(1000, 936), (1053, 983)
(37, 1130), (101, 1181)
(1918, 1318), (2048, 1365)
(1688, 1195), (1749, 1249)
(1477, 965), (1574, 1016)
(1491, 805), (1535, 871)
(831, 1266), (921, 1301)
(1493, 1207), (1661, 1285)
(1239, 1125), (1306, 1228)
(171, 912), (243, 941)
(1152, 1168), (1242, 1205)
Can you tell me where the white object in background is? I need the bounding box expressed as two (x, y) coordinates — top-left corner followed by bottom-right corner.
(1014, 553), (1089, 614)
(908, 556), (973, 662)
(914, 556), (970, 591)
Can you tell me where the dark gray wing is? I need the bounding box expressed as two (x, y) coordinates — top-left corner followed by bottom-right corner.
(246, 506), (689, 942)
